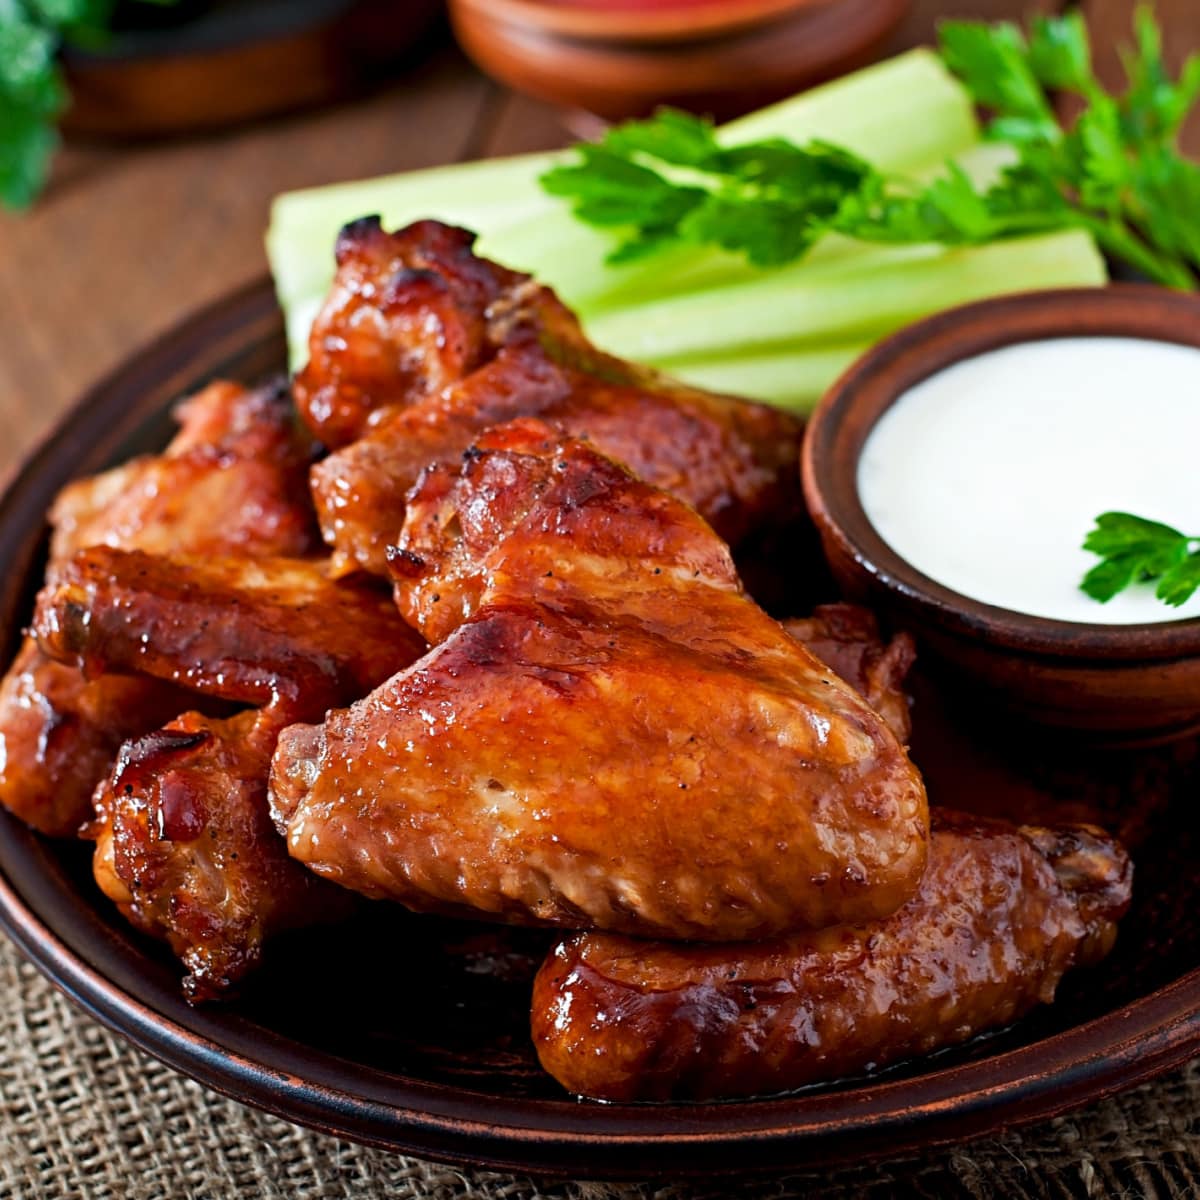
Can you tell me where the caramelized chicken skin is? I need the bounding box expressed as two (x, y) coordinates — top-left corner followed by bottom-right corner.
(293, 218), (522, 446)
(0, 642), (201, 837)
(45, 548), (428, 998)
(49, 379), (318, 562)
(0, 380), (319, 835)
(91, 710), (355, 1001)
(783, 605), (916, 745)
(271, 419), (928, 940)
(34, 548), (424, 715)
(531, 812), (1133, 1102)
(300, 218), (804, 576)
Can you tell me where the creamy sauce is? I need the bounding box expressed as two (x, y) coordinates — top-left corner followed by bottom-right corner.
(858, 337), (1200, 625)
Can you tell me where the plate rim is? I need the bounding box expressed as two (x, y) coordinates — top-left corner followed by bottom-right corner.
(1, 277), (1198, 1179)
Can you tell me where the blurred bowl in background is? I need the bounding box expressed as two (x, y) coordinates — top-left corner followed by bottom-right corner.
(62, 0), (445, 139)
(448, 0), (912, 121)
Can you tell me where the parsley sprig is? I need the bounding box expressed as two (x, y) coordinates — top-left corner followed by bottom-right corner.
(541, 7), (1200, 289)
(1080, 512), (1200, 607)
(0, 0), (176, 210)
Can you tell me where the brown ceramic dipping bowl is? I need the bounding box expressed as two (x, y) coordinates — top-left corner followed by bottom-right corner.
(448, 0), (911, 121)
(802, 285), (1200, 743)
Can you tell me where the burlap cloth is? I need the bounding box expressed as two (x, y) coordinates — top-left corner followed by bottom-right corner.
(1, 935), (1197, 1199)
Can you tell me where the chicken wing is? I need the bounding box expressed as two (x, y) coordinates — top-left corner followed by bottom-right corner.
(34, 548), (424, 715)
(783, 605), (916, 745)
(0, 642), (203, 836)
(91, 710), (354, 1001)
(271, 419), (928, 940)
(293, 218), (541, 446)
(48, 378), (318, 562)
(298, 218), (803, 577)
(70, 553), (426, 999)
(0, 380), (319, 835)
(531, 811), (1132, 1101)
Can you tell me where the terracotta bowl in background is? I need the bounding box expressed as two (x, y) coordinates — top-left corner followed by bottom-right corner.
(448, 0), (912, 121)
(62, 0), (444, 139)
(802, 286), (1200, 744)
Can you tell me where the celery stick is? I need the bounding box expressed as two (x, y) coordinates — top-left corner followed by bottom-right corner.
(583, 232), (1107, 364)
(269, 50), (980, 365)
(475, 51), (979, 308)
(666, 343), (870, 412)
(570, 143), (1017, 316)
(722, 49), (976, 162)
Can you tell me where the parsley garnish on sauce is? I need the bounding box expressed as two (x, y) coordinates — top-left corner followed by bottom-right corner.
(1080, 512), (1200, 608)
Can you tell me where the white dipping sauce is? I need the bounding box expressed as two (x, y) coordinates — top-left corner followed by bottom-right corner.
(858, 337), (1200, 625)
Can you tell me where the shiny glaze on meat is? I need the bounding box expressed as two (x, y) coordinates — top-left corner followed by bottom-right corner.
(298, 218), (803, 576)
(34, 549), (424, 716)
(0, 641), (202, 836)
(783, 605), (916, 745)
(0, 380), (319, 835)
(531, 812), (1133, 1101)
(91, 710), (355, 1001)
(74, 553), (425, 999)
(271, 419), (928, 940)
(49, 379), (318, 562)
(293, 218), (522, 447)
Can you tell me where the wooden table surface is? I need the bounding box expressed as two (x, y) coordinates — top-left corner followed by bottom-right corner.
(0, 0), (1197, 1189)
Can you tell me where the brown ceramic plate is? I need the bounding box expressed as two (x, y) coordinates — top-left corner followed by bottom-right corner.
(1, 280), (1199, 1180)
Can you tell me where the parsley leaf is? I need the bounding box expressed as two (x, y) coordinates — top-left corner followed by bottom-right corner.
(542, 116), (877, 267)
(1, 0), (178, 210)
(1027, 12), (1093, 95)
(0, 100), (57, 208)
(938, 20), (1061, 142)
(542, 7), (1200, 289)
(1080, 512), (1200, 607)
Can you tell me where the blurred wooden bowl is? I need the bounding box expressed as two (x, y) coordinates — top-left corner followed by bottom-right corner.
(463, 0), (834, 42)
(449, 0), (911, 122)
(62, 0), (444, 139)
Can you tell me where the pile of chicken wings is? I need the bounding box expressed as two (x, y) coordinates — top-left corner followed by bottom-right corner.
(0, 219), (1132, 1102)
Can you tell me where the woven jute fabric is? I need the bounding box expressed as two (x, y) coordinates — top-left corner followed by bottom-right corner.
(1, 936), (1197, 1200)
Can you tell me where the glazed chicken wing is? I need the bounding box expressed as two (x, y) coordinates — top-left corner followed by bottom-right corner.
(293, 217), (541, 446)
(299, 218), (803, 577)
(34, 548), (424, 715)
(0, 642), (202, 836)
(91, 710), (354, 1001)
(0, 380), (319, 835)
(783, 605), (916, 745)
(531, 812), (1133, 1101)
(271, 419), (928, 940)
(61, 553), (427, 999)
(48, 379), (318, 561)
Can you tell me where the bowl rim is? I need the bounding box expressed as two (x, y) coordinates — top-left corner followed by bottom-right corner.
(801, 284), (1200, 664)
(448, 0), (836, 44)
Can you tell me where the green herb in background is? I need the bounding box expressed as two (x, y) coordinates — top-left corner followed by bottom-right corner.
(542, 6), (1200, 289)
(1080, 512), (1200, 607)
(0, 0), (177, 210)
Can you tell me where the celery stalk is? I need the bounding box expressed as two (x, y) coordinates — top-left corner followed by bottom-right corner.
(269, 50), (980, 366)
(666, 343), (870, 412)
(471, 50), (979, 306)
(584, 231), (1107, 365)
(567, 143), (1017, 316)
